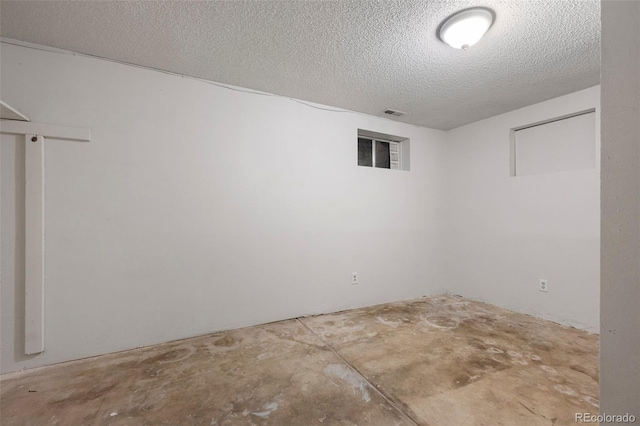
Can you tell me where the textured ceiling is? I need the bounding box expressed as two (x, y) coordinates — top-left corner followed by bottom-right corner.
(0, 0), (600, 130)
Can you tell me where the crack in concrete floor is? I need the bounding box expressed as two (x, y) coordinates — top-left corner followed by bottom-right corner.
(296, 318), (420, 426)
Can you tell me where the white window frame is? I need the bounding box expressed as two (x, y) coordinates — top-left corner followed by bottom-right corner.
(358, 136), (401, 170)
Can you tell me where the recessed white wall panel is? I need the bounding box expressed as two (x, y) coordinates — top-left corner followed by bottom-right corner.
(514, 112), (595, 176)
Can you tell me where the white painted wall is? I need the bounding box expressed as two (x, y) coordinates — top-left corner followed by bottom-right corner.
(445, 87), (600, 332)
(600, 0), (640, 416)
(0, 42), (448, 373)
(1, 41), (603, 375)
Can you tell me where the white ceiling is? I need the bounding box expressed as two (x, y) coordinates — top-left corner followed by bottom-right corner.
(0, 0), (600, 130)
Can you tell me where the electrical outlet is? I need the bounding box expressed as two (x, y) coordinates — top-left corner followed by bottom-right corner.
(352, 272), (358, 285)
(539, 279), (548, 292)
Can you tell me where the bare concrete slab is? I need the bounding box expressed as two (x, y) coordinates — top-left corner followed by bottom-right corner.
(299, 294), (599, 425)
(1, 295), (598, 425)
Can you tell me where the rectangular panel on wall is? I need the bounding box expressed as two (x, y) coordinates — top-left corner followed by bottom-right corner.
(513, 110), (596, 176)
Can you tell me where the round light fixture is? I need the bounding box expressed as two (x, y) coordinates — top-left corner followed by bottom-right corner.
(438, 7), (494, 50)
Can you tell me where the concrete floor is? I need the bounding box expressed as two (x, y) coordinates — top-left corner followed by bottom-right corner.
(1, 295), (599, 425)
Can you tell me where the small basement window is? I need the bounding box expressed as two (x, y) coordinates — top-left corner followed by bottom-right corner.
(357, 129), (409, 171)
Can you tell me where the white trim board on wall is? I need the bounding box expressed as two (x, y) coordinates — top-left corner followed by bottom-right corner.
(1, 119), (90, 356)
(1, 120), (91, 142)
(24, 134), (45, 354)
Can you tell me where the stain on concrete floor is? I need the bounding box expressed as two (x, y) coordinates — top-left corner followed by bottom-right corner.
(0, 295), (598, 425)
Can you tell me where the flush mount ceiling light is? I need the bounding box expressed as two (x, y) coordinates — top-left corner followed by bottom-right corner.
(437, 7), (494, 50)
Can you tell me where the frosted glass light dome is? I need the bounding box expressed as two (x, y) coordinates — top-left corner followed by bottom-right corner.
(438, 8), (494, 50)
